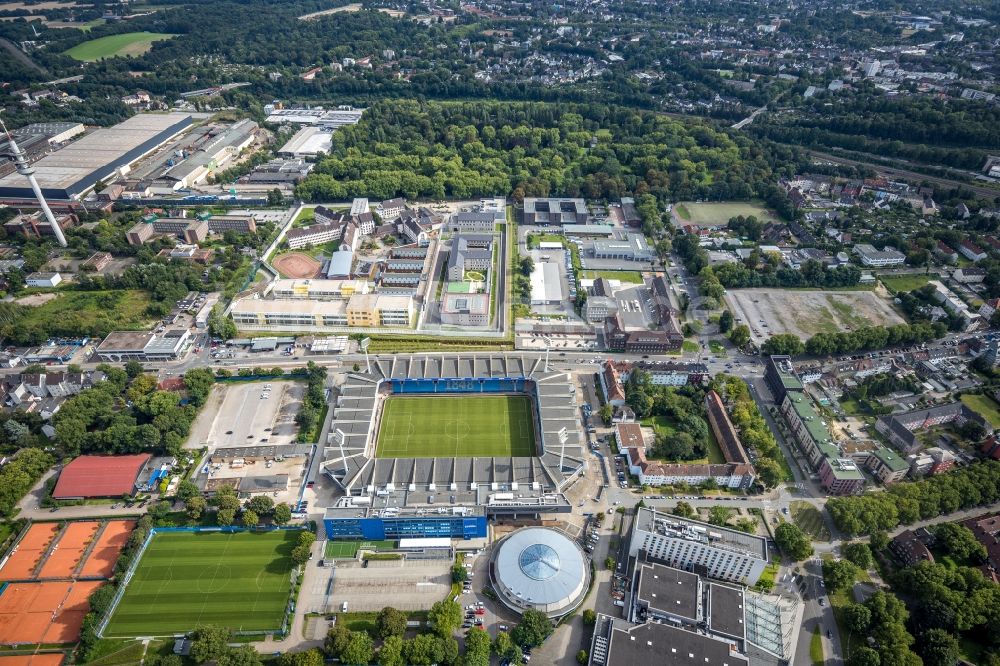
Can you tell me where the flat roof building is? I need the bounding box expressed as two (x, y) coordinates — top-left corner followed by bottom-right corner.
(277, 126), (333, 157)
(95, 329), (190, 362)
(629, 507), (768, 586)
(522, 198), (588, 226)
(0, 113), (193, 201)
(530, 261), (563, 304)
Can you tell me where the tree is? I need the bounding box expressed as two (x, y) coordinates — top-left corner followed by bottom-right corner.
(761, 334), (804, 356)
(341, 631), (374, 666)
(463, 628), (492, 666)
(849, 647), (882, 666)
(246, 495), (274, 516)
(708, 506), (734, 527)
(242, 509), (259, 528)
(291, 543), (312, 565)
(605, 556), (615, 570)
(919, 628), (960, 666)
(511, 609), (552, 648)
(218, 644), (263, 666)
(932, 523), (987, 563)
(176, 479), (200, 502)
(183, 368), (215, 406)
(325, 625), (352, 658)
(577, 650), (589, 664)
(730, 325), (751, 347)
(844, 604), (872, 634)
(185, 495), (207, 520)
(190, 624), (232, 664)
(719, 309), (734, 333)
(493, 631), (521, 662)
(149, 501), (170, 521)
(451, 563), (468, 583)
(870, 531), (890, 553)
(823, 558), (859, 593)
(774, 522), (814, 560)
(375, 606), (407, 640)
(582, 609), (596, 626)
(217, 507), (236, 526)
(673, 501), (695, 518)
(599, 403), (613, 425)
(378, 635), (405, 666)
(843, 542), (874, 569)
(756, 458), (783, 489)
(273, 503), (292, 525)
(428, 599), (462, 637)
(124, 360), (145, 379)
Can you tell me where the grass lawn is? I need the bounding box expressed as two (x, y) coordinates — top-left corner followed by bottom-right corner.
(65, 32), (176, 60)
(324, 540), (396, 559)
(292, 207), (316, 226)
(879, 274), (930, 294)
(673, 201), (779, 227)
(375, 395), (535, 458)
(790, 500), (831, 541)
(580, 270), (644, 284)
(83, 638), (164, 665)
(960, 393), (1000, 428)
(828, 586), (860, 661)
(104, 530), (297, 636)
(340, 610), (427, 636)
(682, 340), (699, 353)
(640, 415), (726, 465)
(810, 626), (824, 666)
(17, 290), (152, 337)
(708, 340), (727, 356)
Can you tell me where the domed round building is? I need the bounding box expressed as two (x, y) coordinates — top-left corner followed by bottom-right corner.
(490, 527), (589, 618)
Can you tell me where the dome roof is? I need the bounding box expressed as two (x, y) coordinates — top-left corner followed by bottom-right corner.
(493, 527), (588, 616)
(519, 543), (560, 581)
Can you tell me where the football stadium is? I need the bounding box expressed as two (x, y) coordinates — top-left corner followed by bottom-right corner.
(100, 530), (297, 637)
(321, 354), (585, 540)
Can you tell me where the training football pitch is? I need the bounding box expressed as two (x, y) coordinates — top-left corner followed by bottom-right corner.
(375, 395), (536, 458)
(103, 530), (296, 636)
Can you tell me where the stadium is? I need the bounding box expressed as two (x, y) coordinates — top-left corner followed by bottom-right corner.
(321, 354), (585, 540)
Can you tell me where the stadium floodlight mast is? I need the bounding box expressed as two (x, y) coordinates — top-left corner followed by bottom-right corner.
(542, 336), (553, 371)
(0, 115), (67, 248)
(359, 337), (371, 373)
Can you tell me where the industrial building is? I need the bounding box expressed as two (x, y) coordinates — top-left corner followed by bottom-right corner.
(277, 126), (333, 157)
(264, 106), (364, 128)
(491, 527), (589, 617)
(94, 329), (190, 362)
(530, 261), (563, 304)
(0, 113), (193, 202)
(628, 508), (768, 586)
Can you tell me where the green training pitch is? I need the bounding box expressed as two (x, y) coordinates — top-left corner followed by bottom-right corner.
(375, 395), (536, 458)
(64, 32), (177, 61)
(103, 530), (296, 637)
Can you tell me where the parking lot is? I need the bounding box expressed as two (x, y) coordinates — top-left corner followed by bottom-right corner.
(185, 380), (304, 451)
(327, 559), (452, 612)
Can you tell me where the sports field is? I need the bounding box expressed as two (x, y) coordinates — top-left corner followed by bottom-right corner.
(64, 32), (176, 61)
(103, 530), (297, 636)
(375, 395), (536, 458)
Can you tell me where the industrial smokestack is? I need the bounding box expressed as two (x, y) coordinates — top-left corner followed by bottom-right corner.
(1, 117), (67, 247)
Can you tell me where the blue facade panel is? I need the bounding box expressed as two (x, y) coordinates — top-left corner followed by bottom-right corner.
(324, 515), (488, 541)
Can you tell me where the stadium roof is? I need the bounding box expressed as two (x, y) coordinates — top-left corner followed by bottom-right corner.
(52, 454), (151, 498)
(494, 527), (587, 615)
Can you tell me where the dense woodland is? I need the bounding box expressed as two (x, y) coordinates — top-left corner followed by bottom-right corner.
(295, 99), (801, 204)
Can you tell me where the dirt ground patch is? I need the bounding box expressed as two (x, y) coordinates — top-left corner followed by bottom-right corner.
(14, 293), (59, 307)
(273, 252), (322, 278)
(329, 559), (451, 612)
(724, 288), (905, 344)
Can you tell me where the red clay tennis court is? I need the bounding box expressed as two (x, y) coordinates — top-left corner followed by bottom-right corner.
(37, 523), (99, 580)
(78, 521), (134, 579)
(0, 654), (65, 665)
(0, 525), (60, 582)
(0, 581), (101, 644)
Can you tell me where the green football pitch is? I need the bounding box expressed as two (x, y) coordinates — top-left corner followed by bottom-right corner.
(103, 530), (296, 636)
(375, 395), (536, 458)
